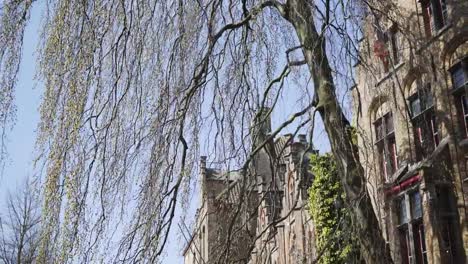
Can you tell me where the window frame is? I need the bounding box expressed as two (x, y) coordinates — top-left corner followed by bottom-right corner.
(374, 112), (398, 181)
(420, 0), (448, 38)
(435, 186), (460, 263)
(394, 189), (427, 264)
(408, 84), (438, 160)
(449, 58), (468, 139)
(460, 95), (468, 138)
(413, 219), (428, 264)
(389, 26), (400, 64)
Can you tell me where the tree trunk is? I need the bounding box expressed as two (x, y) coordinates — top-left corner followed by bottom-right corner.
(282, 0), (393, 263)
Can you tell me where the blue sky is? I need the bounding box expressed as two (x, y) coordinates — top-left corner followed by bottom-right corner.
(0, 4), (188, 262)
(1, 5), (42, 194)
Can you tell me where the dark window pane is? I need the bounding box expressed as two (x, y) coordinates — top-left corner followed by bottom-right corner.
(411, 191), (423, 219)
(425, 92), (433, 109)
(411, 98), (421, 117)
(437, 187), (459, 262)
(441, 221), (453, 252)
(388, 136), (398, 174)
(412, 107), (437, 159)
(441, 0), (448, 24)
(410, 85), (432, 119)
(462, 96), (468, 113)
(436, 187), (456, 215)
(375, 119), (384, 141)
(399, 227), (410, 264)
(440, 218), (458, 263)
(375, 112), (397, 180)
(414, 125), (424, 161)
(421, 2), (432, 37)
(465, 116), (468, 137)
(413, 221), (428, 264)
(391, 29), (399, 63)
(378, 142), (390, 180)
(456, 95), (468, 138)
(430, 0), (445, 30)
(452, 66), (466, 89)
(398, 198), (408, 224)
(429, 3), (436, 33)
(377, 143), (387, 180)
(385, 113), (394, 133)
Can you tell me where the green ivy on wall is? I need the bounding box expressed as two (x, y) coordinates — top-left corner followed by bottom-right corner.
(308, 153), (360, 264)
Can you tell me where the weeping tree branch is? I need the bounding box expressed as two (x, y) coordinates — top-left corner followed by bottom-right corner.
(0, 0), (400, 263)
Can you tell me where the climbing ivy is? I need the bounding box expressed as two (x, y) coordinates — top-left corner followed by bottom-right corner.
(308, 153), (360, 264)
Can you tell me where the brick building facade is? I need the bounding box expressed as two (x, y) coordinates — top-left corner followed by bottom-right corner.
(353, 0), (467, 263)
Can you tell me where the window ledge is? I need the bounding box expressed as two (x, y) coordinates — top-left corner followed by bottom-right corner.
(450, 84), (467, 95)
(375, 62), (405, 87)
(386, 161), (410, 184)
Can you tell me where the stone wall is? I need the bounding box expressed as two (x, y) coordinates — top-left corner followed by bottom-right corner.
(353, 0), (467, 262)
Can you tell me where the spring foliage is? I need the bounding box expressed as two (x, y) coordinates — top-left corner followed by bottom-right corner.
(0, 0), (393, 262)
(308, 153), (359, 264)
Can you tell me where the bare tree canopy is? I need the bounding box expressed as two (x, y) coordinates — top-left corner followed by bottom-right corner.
(0, 178), (41, 264)
(0, 0), (403, 263)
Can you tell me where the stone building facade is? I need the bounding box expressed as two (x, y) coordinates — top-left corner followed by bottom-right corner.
(182, 118), (316, 264)
(353, 0), (467, 263)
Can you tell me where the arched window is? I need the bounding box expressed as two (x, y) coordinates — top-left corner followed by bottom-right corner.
(374, 101), (398, 181)
(408, 80), (438, 161)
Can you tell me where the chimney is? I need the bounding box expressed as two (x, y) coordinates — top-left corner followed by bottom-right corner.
(200, 156), (207, 202)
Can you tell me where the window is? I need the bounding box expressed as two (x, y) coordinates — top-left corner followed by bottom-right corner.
(373, 25), (400, 74)
(409, 85), (438, 160)
(413, 221), (428, 264)
(436, 187), (459, 263)
(375, 112), (398, 181)
(410, 191), (423, 219)
(450, 59), (468, 139)
(390, 26), (400, 64)
(398, 225), (411, 264)
(199, 229), (203, 261)
(458, 96), (468, 138)
(410, 84), (434, 118)
(396, 191), (427, 264)
(398, 197), (408, 225)
(451, 64), (467, 89)
(410, 96), (421, 117)
(420, 0), (448, 38)
(202, 226), (205, 259)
